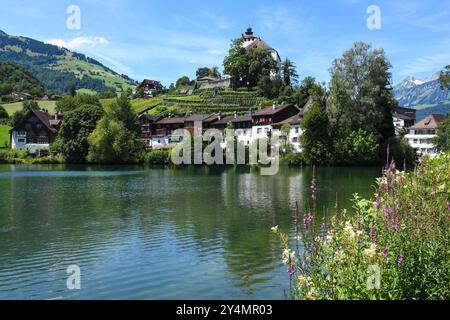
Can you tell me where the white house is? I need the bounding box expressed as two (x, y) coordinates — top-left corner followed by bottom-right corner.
(272, 113), (303, 152)
(405, 114), (446, 157)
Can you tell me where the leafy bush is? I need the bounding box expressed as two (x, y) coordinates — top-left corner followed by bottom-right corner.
(334, 129), (380, 165)
(283, 152), (304, 166)
(145, 149), (171, 165)
(273, 153), (450, 300)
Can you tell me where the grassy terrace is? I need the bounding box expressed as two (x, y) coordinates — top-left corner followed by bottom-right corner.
(0, 125), (11, 148)
(2, 101), (57, 116)
(1, 90), (271, 118)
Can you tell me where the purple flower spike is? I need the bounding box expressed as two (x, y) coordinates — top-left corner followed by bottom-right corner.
(370, 224), (376, 244)
(375, 197), (381, 210)
(381, 247), (388, 259)
(398, 255), (404, 266)
(395, 219), (401, 232)
(304, 213), (314, 231)
(311, 177), (317, 202)
(384, 205), (389, 217)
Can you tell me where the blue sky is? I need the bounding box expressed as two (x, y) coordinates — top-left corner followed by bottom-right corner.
(0, 0), (449, 86)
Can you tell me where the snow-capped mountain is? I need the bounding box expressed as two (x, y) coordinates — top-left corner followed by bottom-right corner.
(393, 73), (449, 108)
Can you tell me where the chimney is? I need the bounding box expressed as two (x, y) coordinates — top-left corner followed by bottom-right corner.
(272, 103), (276, 110)
(218, 111), (222, 121)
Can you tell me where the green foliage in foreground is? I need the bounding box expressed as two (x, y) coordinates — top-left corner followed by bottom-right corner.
(273, 153), (450, 300)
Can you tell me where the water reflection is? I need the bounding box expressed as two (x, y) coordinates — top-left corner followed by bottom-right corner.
(0, 164), (379, 299)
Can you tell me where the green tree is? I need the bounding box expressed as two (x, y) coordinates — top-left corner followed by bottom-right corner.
(56, 93), (101, 112)
(22, 100), (40, 112)
(328, 42), (396, 143)
(439, 65), (450, 90)
(257, 76), (282, 99)
(108, 94), (138, 133)
(300, 87), (332, 165)
(87, 94), (143, 164)
(223, 38), (278, 88)
(68, 83), (76, 97)
(281, 58), (298, 88)
(433, 117), (450, 152)
(87, 117), (138, 164)
(0, 105), (8, 119)
(196, 67), (211, 78)
(53, 104), (104, 163)
(294, 77), (320, 108)
(209, 66), (221, 78)
(176, 76), (191, 88)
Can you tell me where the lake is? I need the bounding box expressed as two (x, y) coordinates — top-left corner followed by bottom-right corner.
(0, 164), (380, 300)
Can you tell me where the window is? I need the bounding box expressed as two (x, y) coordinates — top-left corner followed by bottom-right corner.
(295, 128), (299, 134)
(18, 138), (25, 143)
(257, 128), (262, 134)
(292, 137), (299, 143)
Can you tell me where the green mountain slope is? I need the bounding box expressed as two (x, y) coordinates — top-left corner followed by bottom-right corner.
(0, 30), (136, 95)
(0, 61), (44, 96)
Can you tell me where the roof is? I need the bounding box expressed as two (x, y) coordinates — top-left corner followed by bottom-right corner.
(253, 104), (298, 116)
(273, 113), (301, 127)
(31, 109), (57, 133)
(243, 38), (274, 51)
(410, 114), (446, 130)
(185, 114), (210, 122)
(232, 115), (252, 123)
(213, 116), (235, 125)
(155, 117), (186, 125)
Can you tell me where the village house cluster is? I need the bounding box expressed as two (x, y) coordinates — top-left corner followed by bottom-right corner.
(10, 99), (446, 158)
(139, 103), (302, 151)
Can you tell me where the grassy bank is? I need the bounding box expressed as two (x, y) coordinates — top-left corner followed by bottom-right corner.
(0, 149), (64, 164)
(273, 152), (450, 300)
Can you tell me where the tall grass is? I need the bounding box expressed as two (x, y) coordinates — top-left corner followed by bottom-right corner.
(273, 152), (449, 300)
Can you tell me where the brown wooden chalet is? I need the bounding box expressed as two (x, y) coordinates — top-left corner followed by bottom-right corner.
(153, 116), (186, 137)
(252, 103), (299, 126)
(10, 109), (60, 149)
(138, 114), (161, 145)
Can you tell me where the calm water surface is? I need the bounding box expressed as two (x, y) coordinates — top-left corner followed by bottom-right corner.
(0, 165), (380, 300)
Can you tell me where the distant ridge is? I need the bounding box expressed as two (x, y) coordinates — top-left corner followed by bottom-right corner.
(0, 30), (137, 95)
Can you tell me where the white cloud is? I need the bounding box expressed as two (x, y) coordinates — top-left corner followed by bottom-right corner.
(399, 53), (450, 76)
(46, 36), (109, 50)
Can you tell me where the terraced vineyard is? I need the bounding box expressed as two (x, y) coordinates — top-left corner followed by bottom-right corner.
(159, 90), (267, 115)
